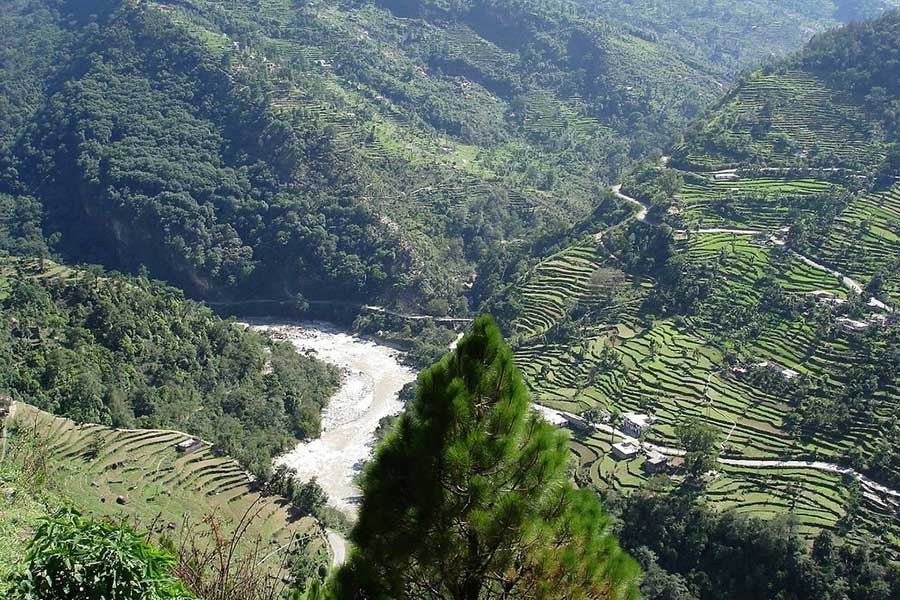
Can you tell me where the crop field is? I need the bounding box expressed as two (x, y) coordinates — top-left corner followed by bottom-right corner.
(511, 219), (900, 547)
(680, 232), (847, 297)
(677, 176), (839, 230)
(5, 405), (330, 573)
(811, 186), (900, 303)
(512, 237), (648, 340)
(677, 71), (883, 170)
(0, 256), (77, 300)
(570, 430), (900, 552)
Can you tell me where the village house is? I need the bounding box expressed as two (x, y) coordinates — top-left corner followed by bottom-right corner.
(867, 313), (890, 327)
(622, 412), (653, 437)
(809, 290), (847, 307)
(836, 317), (870, 333)
(750, 361), (799, 380)
(175, 438), (203, 454)
(562, 413), (592, 432)
(642, 452), (670, 474)
(611, 441), (640, 460)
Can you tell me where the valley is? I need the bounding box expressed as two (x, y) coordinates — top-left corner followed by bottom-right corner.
(1, 1), (900, 598)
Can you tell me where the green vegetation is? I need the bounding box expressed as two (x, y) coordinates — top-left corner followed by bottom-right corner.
(495, 10), (900, 598)
(0, 256), (339, 478)
(674, 9), (900, 178)
(583, 1), (900, 75)
(802, 185), (900, 304)
(0, 403), (331, 595)
(674, 71), (886, 171)
(6, 1), (894, 313)
(11, 506), (196, 600)
(611, 489), (900, 600)
(332, 316), (639, 599)
(3, 1), (900, 598)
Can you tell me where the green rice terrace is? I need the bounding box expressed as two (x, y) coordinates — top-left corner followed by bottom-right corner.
(811, 186), (900, 304)
(675, 175), (843, 231)
(1, 404), (331, 578)
(503, 43), (900, 559)
(674, 70), (885, 171)
(506, 211), (900, 554)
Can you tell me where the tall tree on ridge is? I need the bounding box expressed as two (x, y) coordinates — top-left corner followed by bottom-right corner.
(331, 316), (639, 600)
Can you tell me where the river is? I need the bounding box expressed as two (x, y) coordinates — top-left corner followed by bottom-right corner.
(244, 320), (416, 517)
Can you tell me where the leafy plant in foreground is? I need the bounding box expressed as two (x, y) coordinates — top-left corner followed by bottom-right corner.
(12, 506), (195, 600)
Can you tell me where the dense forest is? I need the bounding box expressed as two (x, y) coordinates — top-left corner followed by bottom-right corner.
(608, 488), (900, 600)
(2, 0), (408, 304)
(5, 0), (895, 315)
(0, 256), (339, 477)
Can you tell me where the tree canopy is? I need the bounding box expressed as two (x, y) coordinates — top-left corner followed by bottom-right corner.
(331, 315), (639, 599)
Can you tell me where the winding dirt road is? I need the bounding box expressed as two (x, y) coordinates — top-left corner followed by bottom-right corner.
(611, 184), (648, 221)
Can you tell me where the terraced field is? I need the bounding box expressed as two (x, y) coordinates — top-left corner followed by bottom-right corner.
(811, 186), (900, 303)
(512, 237), (647, 340)
(6, 404), (330, 574)
(682, 233), (848, 296)
(677, 71), (884, 170)
(571, 431), (900, 552)
(511, 219), (900, 548)
(677, 176), (840, 230)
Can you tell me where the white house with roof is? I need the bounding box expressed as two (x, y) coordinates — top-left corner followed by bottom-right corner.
(622, 412), (653, 437)
(611, 441), (640, 460)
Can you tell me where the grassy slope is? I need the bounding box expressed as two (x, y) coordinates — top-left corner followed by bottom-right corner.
(0, 403), (330, 583)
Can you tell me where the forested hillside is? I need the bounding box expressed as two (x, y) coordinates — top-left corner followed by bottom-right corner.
(0, 256), (339, 477)
(583, 0), (900, 74)
(675, 9), (900, 177)
(5, 0), (896, 314)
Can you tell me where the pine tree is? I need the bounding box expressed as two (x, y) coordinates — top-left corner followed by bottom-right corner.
(331, 316), (639, 600)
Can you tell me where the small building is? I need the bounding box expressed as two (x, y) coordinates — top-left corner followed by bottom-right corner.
(866, 297), (892, 313)
(562, 413), (592, 432)
(611, 441), (640, 460)
(0, 394), (10, 417)
(809, 290), (837, 300)
(713, 172), (739, 181)
(751, 361), (799, 380)
(642, 452), (670, 474)
(175, 438), (203, 454)
(867, 313), (889, 327)
(622, 413), (653, 437)
(781, 368), (800, 380)
(809, 290), (847, 307)
(836, 317), (870, 333)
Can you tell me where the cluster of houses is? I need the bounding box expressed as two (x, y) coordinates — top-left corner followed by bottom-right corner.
(808, 290), (895, 333)
(607, 413), (685, 474)
(732, 360), (799, 380)
(610, 440), (678, 473)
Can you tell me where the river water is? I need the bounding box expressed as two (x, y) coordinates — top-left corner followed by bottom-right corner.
(244, 320), (416, 517)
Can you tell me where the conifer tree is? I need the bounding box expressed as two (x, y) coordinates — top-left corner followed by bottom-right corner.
(331, 316), (640, 600)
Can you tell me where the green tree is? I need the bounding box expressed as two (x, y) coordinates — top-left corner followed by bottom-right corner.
(674, 417), (720, 479)
(331, 316), (639, 599)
